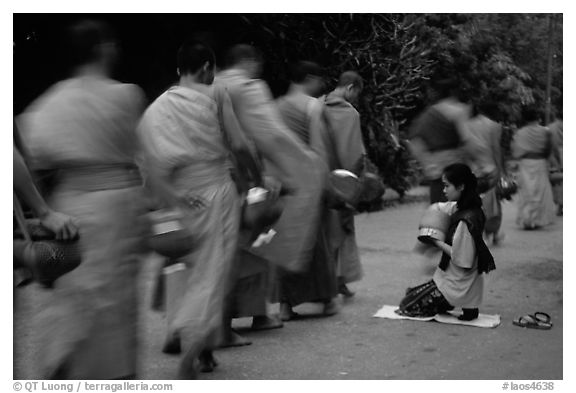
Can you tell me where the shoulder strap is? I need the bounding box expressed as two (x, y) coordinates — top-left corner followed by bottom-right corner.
(214, 85), (264, 187)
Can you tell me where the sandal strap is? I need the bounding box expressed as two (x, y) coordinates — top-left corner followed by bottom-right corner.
(516, 314), (552, 328)
(518, 315), (537, 324)
(533, 312), (551, 323)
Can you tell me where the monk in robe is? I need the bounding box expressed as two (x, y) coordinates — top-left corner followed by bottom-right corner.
(215, 45), (324, 345)
(512, 106), (556, 229)
(138, 42), (261, 378)
(467, 103), (504, 244)
(275, 61), (338, 320)
(321, 71), (366, 298)
(16, 20), (147, 379)
(547, 117), (563, 216)
(408, 76), (478, 204)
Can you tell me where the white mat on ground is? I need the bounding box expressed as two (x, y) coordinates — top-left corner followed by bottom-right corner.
(374, 305), (501, 328)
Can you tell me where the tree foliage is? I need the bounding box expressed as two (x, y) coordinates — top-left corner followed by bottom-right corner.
(14, 14), (562, 197)
(237, 13), (562, 195)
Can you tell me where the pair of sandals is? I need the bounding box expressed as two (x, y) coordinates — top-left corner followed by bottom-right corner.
(513, 312), (553, 330)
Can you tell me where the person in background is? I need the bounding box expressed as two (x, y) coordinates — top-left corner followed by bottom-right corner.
(467, 102), (505, 244)
(276, 61), (338, 320)
(409, 76), (479, 204)
(547, 116), (563, 216)
(322, 71), (366, 298)
(511, 106), (556, 230)
(16, 19), (147, 379)
(216, 44), (324, 344)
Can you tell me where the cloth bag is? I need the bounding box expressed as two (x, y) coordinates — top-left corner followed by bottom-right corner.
(311, 98), (384, 210)
(215, 86), (284, 234)
(354, 154), (386, 205)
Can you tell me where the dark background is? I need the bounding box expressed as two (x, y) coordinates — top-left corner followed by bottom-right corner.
(13, 14), (333, 114)
(14, 13), (562, 197)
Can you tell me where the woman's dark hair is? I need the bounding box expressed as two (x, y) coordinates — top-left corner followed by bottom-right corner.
(177, 40), (216, 76)
(443, 163), (483, 210)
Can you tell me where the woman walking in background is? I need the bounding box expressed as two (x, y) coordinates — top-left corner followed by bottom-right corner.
(512, 106), (556, 230)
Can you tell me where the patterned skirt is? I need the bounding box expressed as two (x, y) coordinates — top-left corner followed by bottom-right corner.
(396, 280), (453, 318)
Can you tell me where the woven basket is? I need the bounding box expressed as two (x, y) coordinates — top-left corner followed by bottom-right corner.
(13, 203), (81, 289)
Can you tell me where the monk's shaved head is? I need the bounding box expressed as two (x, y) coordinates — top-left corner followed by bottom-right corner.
(67, 19), (115, 67)
(177, 41), (215, 76)
(337, 71), (363, 91)
(225, 44), (263, 68)
(291, 61), (323, 83)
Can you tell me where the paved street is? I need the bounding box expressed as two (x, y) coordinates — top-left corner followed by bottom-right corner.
(14, 192), (563, 380)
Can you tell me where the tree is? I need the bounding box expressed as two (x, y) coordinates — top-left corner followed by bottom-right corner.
(237, 14), (438, 197)
(14, 14), (562, 201)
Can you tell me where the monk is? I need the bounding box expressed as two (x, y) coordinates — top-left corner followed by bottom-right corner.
(138, 41), (260, 378)
(215, 45), (324, 344)
(321, 71), (366, 298)
(512, 106), (556, 230)
(467, 102), (504, 244)
(17, 19), (147, 379)
(409, 76), (479, 204)
(547, 116), (563, 216)
(276, 61), (338, 320)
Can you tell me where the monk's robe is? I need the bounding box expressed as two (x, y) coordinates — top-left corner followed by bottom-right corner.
(215, 69), (324, 316)
(276, 91), (337, 306)
(17, 75), (147, 379)
(138, 84), (241, 373)
(512, 123), (556, 229)
(467, 115), (503, 235)
(322, 93), (365, 284)
(547, 120), (563, 209)
(409, 98), (474, 203)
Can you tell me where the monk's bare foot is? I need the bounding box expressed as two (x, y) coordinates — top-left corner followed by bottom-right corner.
(338, 283), (355, 298)
(199, 350), (218, 373)
(251, 315), (283, 330)
(279, 303), (299, 321)
(322, 300), (338, 316)
(178, 347), (200, 379)
(219, 329), (252, 348)
(162, 332), (181, 354)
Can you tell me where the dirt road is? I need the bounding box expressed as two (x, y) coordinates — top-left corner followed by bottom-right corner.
(14, 196), (563, 380)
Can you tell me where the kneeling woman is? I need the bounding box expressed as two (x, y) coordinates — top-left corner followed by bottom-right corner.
(398, 163), (496, 321)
